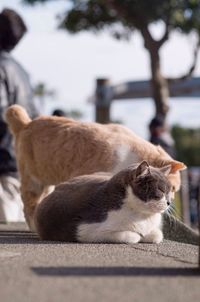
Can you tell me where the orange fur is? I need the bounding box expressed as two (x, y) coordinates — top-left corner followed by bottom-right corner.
(5, 105), (186, 229)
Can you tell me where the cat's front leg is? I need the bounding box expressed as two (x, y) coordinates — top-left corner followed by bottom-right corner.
(106, 231), (141, 244)
(141, 229), (163, 244)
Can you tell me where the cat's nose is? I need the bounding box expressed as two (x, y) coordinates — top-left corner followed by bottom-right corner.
(167, 199), (171, 206)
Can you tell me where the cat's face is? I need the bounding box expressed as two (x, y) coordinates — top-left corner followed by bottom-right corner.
(129, 161), (173, 214)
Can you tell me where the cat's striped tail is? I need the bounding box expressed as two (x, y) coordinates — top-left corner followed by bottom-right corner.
(5, 105), (31, 136)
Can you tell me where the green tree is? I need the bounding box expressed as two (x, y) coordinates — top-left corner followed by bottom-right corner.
(24, 0), (200, 121)
(172, 126), (200, 166)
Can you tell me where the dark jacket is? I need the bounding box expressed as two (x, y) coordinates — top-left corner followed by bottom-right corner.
(0, 51), (38, 175)
(150, 134), (176, 158)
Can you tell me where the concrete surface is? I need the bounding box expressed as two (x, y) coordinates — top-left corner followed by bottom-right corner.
(0, 223), (200, 302)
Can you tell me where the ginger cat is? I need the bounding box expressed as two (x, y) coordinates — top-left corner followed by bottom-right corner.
(5, 105), (186, 230)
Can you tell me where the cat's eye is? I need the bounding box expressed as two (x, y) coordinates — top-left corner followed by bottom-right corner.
(158, 187), (165, 194)
(157, 184), (166, 193)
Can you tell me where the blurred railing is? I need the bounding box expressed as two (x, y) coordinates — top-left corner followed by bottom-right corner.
(94, 77), (200, 124)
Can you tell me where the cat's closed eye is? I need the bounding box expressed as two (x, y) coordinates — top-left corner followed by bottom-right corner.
(153, 190), (164, 200)
(157, 186), (165, 194)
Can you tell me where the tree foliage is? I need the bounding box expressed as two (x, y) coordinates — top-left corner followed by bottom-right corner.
(23, 0), (200, 35)
(23, 0), (200, 120)
(172, 125), (200, 166)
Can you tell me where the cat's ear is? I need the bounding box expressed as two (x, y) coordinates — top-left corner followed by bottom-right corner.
(160, 165), (171, 176)
(136, 161), (150, 178)
(168, 160), (187, 173)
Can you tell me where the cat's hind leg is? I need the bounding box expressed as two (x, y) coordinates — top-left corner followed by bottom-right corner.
(20, 175), (48, 231)
(141, 229), (163, 244)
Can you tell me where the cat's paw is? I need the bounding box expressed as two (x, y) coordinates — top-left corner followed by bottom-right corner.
(119, 231), (141, 244)
(142, 229), (163, 244)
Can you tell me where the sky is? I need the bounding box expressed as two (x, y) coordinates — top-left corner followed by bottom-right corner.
(0, 0), (200, 137)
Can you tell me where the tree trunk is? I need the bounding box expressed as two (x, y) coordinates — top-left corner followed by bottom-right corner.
(140, 25), (170, 122)
(149, 48), (169, 121)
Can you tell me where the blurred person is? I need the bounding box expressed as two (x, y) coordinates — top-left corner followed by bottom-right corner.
(52, 108), (67, 117)
(0, 8), (38, 222)
(149, 116), (176, 158)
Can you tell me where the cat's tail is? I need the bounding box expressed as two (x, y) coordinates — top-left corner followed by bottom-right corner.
(5, 105), (31, 136)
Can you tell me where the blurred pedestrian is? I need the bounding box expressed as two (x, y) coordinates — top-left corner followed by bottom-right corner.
(0, 8), (39, 222)
(149, 116), (176, 158)
(52, 108), (67, 117)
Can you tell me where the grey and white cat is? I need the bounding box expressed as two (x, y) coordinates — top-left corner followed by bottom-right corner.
(35, 161), (173, 244)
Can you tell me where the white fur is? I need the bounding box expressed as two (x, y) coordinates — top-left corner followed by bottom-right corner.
(77, 186), (166, 244)
(112, 145), (140, 173)
(29, 218), (37, 232)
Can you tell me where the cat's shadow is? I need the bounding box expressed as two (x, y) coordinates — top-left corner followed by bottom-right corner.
(31, 266), (200, 277)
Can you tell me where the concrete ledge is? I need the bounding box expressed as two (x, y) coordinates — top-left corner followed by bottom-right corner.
(0, 223), (200, 302)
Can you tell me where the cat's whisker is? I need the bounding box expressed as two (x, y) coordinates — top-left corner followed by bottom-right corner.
(168, 204), (182, 221)
(170, 202), (180, 212)
(168, 204), (181, 223)
(165, 211), (173, 228)
(167, 208), (175, 218)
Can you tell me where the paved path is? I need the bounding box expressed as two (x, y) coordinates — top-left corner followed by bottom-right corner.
(0, 223), (200, 302)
